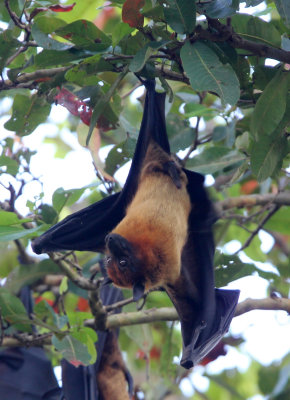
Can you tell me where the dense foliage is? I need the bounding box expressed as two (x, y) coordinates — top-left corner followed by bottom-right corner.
(0, 1), (289, 399)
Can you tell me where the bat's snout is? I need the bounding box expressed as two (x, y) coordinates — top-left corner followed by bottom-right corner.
(105, 233), (131, 256)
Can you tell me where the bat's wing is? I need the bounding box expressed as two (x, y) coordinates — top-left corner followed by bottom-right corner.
(166, 170), (240, 369)
(32, 80), (169, 254)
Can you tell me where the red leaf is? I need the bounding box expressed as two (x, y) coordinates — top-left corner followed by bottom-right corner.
(70, 359), (85, 367)
(30, 3), (76, 19)
(35, 297), (59, 313)
(149, 346), (161, 360)
(55, 88), (92, 126)
(122, 0), (145, 28)
(240, 179), (258, 195)
(199, 341), (227, 366)
(77, 297), (90, 312)
(49, 3), (76, 12)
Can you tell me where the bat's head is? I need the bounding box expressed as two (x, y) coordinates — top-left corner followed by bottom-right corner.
(105, 233), (146, 300)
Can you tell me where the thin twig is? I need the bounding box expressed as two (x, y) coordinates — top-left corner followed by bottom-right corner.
(4, 0), (27, 29)
(121, 82), (142, 100)
(234, 205), (281, 254)
(105, 296), (136, 312)
(183, 92), (205, 162)
(48, 252), (97, 291)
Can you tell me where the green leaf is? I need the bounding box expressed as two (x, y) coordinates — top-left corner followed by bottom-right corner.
(35, 15), (67, 32)
(0, 155), (19, 175)
(39, 204), (58, 224)
(264, 207), (290, 235)
(59, 276), (68, 295)
(35, 48), (87, 68)
(112, 22), (134, 47)
(169, 128), (195, 153)
(123, 318), (153, 353)
(52, 187), (87, 214)
(105, 137), (136, 176)
(274, 0), (290, 27)
(67, 311), (93, 327)
(0, 211), (33, 226)
(71, 327), (97, 363)
(4, 94), (51, 136)
(65, 67), (101, 86)
(251, 70), (289, 138)
(52, 334), (93, 366)
(164, 0), (196, 34)
(129, 41), (168, 73)
(231, 14), (281, 48)
(258, 364), (280, 395)
(0, 29), (20, 72)
(186, 147), (245, 174)
(0, 288), (32, 332)
(34, 299), (68, 331)
(55, 20), (111, 51)
(6, 259), (61, 294)
(0, 225), (42, 242)
(214, 252), (275, 287)
(251, 133), (288, 182)
(180, 41), (240, 105)
(65, 57), (114, 85)
(31, 16), (69, 51)
(183, 103), (217, 119)
(250, 93), (290, 181)
(87, 66), (129, 145)
(253, 66), (277, 91)
(197, 0), (238, 19)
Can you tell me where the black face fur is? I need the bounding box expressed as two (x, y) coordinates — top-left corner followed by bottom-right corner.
(105, 234), (143, 288)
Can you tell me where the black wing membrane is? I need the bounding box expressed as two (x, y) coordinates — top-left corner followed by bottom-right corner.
(32, 79), (239, 369)
(32, 80), (168, 254)
(166, 170), (239, 368)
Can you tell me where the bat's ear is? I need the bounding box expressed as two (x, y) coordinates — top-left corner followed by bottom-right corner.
(133, 282), (145, 302)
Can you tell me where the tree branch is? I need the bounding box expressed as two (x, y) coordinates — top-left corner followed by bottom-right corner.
(103, 296), (290, 329)
(217, 192), (290, 212)
(2, 334), (52, 347)
(206, 18), (290, 64)
(2, 297), (289, 347)
(234, 297), (290, 317)
(4, 0), (27, 29)
(1, 67), (70, 89)
(106, 307), (178, 329)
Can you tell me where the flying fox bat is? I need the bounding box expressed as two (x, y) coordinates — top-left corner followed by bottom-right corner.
(32, 79), (239, 369)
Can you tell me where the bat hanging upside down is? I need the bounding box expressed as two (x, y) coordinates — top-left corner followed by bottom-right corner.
(105, 142), (191, 301)
(31, 79), (239, 369)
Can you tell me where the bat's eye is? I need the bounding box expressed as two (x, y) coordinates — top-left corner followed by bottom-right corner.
(106, 256), (112, 265)
(119, 258), (127, 269)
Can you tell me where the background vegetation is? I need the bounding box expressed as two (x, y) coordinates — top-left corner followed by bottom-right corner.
(0, 1), (289, 399)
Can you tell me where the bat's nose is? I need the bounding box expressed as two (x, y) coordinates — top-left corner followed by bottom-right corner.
(105, 233), (132, 257)
(105, 233), (125, 251)
(105, 233), (119, 245)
